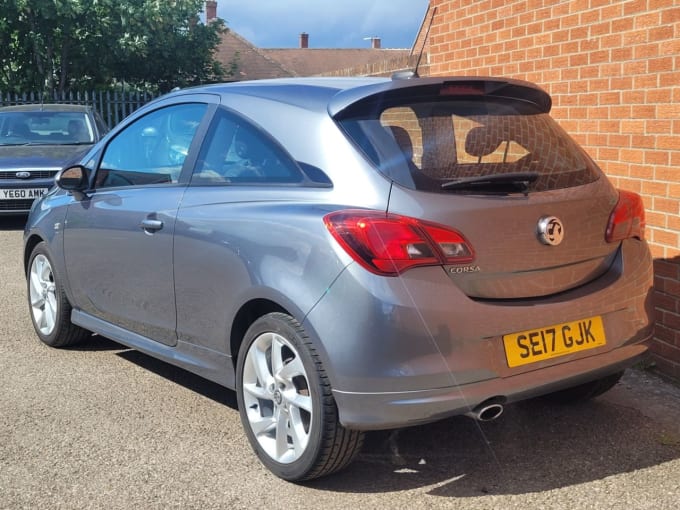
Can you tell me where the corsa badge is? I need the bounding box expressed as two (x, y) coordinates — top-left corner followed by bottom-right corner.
(537, 216), (564, 246)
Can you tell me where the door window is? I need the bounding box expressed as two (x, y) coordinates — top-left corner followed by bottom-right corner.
(97, 103), (207, 188)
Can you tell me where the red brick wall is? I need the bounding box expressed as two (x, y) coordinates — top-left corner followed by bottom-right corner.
(426, 0), (680, 379)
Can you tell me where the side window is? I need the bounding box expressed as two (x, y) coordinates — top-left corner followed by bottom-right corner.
(192, 109), (304, 185)
(96, 103), (207, 188)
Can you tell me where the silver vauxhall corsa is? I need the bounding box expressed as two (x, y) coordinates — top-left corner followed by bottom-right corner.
(24, 76), (654, 481)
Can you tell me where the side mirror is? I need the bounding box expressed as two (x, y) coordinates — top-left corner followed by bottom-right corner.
(56, 165), (88, 191)
(56, 165), (89, 200)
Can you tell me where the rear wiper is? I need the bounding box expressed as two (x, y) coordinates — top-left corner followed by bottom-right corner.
(441, 172), (540, 192)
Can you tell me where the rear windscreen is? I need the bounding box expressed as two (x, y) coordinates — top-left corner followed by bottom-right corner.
(336, 98), (600, 193)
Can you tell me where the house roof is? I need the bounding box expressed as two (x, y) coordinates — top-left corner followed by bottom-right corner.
(214, 30), (293, 80)
(261, 48), (410, 77)
(214, 29), (411, 80)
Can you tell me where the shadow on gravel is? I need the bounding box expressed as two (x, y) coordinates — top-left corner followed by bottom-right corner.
(305, 395), (680, 496)
(115, 348), (239, 410)
(66, 334), (128, 352)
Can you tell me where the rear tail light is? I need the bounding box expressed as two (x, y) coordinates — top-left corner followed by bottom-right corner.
(605, 189), (646, 242)
(324, 210), (474, 276)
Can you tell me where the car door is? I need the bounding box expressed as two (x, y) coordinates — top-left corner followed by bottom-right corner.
(63, 98), (214, 346)
(173, 107), (315, 355)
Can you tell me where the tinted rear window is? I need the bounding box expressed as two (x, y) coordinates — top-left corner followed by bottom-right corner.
(337, 98), (600, 193)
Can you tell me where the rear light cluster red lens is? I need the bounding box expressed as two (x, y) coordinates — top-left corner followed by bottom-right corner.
(606, 189), (646, 243)
(324, 210), (474, 276)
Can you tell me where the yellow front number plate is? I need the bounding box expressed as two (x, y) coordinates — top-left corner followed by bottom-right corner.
(503, 316), (606, 368)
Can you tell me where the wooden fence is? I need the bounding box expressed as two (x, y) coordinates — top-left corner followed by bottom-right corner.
(0, 89), (160, 128)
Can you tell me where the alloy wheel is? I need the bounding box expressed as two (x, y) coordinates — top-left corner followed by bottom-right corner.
(29, 254), (57, 336)
(241, 331), (313, 464)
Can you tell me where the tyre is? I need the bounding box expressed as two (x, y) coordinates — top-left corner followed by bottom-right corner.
(544, 371), (624, 404)
(27, 242), (89, 347)
(236, 312), (364, 481)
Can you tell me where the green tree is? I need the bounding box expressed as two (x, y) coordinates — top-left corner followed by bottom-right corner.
(0, 0), (37, 90)
(105, 0), (228, 92)
(0, 0), (228, 93)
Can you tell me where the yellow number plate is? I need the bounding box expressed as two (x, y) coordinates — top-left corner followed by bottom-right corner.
(503, 316), (606, 368)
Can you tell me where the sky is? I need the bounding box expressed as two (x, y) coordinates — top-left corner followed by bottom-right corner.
(212, 0), (430, 49)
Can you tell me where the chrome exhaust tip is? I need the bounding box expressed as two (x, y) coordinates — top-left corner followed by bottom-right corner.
(465, 403), (504, 422)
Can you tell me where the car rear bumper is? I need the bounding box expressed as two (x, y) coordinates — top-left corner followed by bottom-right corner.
(332, 340), (650, 430)
(305, 238), (654, 430)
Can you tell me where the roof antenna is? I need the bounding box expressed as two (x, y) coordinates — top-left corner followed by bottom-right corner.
(392, 6), (437, 80)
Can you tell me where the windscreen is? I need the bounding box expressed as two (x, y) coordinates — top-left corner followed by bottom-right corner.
(337, 98), (601, 193)
(0, 111), (94, 146)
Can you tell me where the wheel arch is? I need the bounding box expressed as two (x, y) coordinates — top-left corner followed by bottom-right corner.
(229, 298), (289, 369)
(24, 234), (46, 275)
(227, 289), (339, 393)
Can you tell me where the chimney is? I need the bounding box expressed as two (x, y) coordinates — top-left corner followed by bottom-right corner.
(371, 37), (381, 49)
(299, 32), (309, 49)
(205, 1), (217, 22)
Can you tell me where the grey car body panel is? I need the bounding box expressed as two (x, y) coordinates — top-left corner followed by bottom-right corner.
(386, 176), (621, 299)
(173, 190), (362, 353)
(306, 240), (653, 428)
(63, 187), (184, 345)
(198, 77), (386, 114)
(332, 342), (649, 429)
(307, 238), (653, 394)
(59, 93), (219, 347)
(24, 76), (654, 433)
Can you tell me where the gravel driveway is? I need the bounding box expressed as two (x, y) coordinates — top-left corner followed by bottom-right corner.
(2, 221), (679, 509)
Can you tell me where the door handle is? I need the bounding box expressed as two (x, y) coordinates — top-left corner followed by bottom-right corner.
(140, 219), (164, 232)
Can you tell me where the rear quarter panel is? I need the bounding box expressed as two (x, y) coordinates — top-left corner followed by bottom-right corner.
(173, 187), (389, 356)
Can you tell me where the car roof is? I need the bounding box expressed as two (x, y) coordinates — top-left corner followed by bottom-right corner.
(0, 104), (93, 113)
(166, 76), (552, 115)
(168, 77), (388, 113)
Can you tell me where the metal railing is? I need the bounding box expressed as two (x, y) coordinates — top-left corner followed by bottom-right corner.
(0, 89), (160, 128)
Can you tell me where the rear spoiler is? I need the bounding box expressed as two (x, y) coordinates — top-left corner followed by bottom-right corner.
(328, 76), (552, 118)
